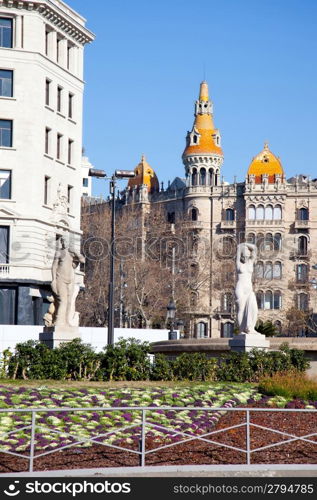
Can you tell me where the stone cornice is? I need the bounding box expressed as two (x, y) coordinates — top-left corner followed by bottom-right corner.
(0, 0), (95, 45)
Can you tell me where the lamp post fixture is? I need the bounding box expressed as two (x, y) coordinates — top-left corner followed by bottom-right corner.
(89, 168), (135, 345)
(167, 299), (177, 340)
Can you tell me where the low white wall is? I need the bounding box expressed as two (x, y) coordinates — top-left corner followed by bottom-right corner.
(0, 325), (174, 353)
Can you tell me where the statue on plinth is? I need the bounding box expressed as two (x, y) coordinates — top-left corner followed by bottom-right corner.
(51, 237), (85, 327)
(235, 242), (258, 334)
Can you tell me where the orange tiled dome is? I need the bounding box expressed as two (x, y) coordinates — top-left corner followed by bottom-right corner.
(183, 81), (223, 157)
(248, 143), (284, 183)
(128, 154), (159, 193)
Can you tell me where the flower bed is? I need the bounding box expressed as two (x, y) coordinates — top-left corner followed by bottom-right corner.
(0, 384), (261, 455)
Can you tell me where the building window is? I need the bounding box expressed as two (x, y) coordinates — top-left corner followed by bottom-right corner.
(200, 167), (206, 185)
(264, 290), (273, 310)
(273, 204), (282, 220)
(274, 233), (282, 251)
(0, 170), (11, 199)
(57, 133), (63, 160)
(67, 185), (73, 213)
(256, 291), (264, 309)
(45, 27), (50, 56)
(298, 235), (308, 256)
(68, 139), (73, 165)
(45, 127), (51, 155)
(273, 261), (282, 279)
(191, 167), (198, 186)
(221, 322), (234, 338)
(0, 226), (9, 263)
(0, 287), (17, 325)
(196, 322), (208, 338)
(264, 262), (273, 280)
(296, 263), (308, 283)
(273, 290), (282, 310)
(299, 207), (309, 221)
(256, 204), (264, 220)
(248, 205), (256, 220)
(44, 176), (50, 205)
(298, 293), (308, 311)
(56, 35), (63, 63)
(83, 178), (89, 188)
(57, 85), (63, 113)
(191, 208), (198, 221)
(222, 292), (233, 312)
(68, 93), (74, 119)
(0, 119), (12, 147)
(225, 208), (234, 221)
(265, 204), (273, 220)
(67, 42), (74, 70)
(45, 79), (51, 106)
(0, 18), (13, 48)
(0, 69), (13, 97)
(167, 211), (175, 224)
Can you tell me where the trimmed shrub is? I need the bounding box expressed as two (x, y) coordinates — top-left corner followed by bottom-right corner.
(100, 338), (151, 381)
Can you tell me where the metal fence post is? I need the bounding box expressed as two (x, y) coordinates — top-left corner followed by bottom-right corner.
(246, 409), (251, 465)
(29, 411), (36, 472)
(140, 409), (146, 467)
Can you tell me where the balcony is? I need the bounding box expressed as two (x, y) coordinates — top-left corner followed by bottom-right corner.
(290, 250), (311, 260)
(0, 264), (10, 277)
(246, 219), (282, 226)
(294, 219), (309, 229)
(214, 307), (235, 318)
(220, 220), (236, 229)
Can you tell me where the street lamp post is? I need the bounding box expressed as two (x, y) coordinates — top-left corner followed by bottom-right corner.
(166, 299), (177, 340)
(89, 168), (135, 345)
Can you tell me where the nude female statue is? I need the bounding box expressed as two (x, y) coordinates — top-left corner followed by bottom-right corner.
(235, 242), (258, 334)
(51, 237), (85, 327)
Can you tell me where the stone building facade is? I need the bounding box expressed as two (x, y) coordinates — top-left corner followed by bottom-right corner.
(0, 0), (94, 324)
(119, 81), (317, 338)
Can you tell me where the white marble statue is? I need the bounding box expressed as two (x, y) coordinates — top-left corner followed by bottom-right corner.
(51, 237), (85, 327)
(235, 242), (258, 334)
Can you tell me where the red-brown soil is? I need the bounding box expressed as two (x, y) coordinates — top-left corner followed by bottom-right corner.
(1, 403), (316, 473)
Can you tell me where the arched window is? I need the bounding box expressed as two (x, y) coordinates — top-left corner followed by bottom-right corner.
(298, 235), (308, 255)
(225, 208), (235, 221)
(221, 322), (234, 338)
(247, 233), (256, 244)
(264, 290), (273, 309)
(274, 233), (282, 251)
(273, 290), (282, 309)
(193, 135), (197, 144)
(296, 263), (308, 283)
(191, 208), (198, 221)
(255, 261), (264, 278)
(192, 168), (197, 186)
(265, 205), (273, 220)
(273, 205), (282, 220)
(208, 169), (213, 185)
(298, 293), (308, 311)
(273, 262), (282, 279)
(222, 236), (235, 258)
(196, 322), (208, 338)
(200, 168), (206, 185)
(222, 292), (233, 312)
(274, 320), (282, 334)
(265, 233), (274, 251)
(256, 291), (264, 309)
(264, 262), (273, 279)
(256, 233), (265, 253)
(190, 291), (198, 307)
(248, 205), (256, 220)
(299, 207), (309, 221)
(256, 204), (264, 220)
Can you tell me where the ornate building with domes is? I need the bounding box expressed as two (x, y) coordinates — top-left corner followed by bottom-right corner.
(108, 81), (317, 338)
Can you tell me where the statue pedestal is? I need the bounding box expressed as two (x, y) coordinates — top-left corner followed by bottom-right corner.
(39, 326), (80, 349)
(229, 333), (270, 353)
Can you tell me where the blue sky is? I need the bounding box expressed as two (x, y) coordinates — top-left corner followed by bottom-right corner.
(71, 0), (317, 197)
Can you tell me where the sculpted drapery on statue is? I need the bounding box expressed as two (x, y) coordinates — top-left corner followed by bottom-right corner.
(235, 242), (258, 334)
(51, 237), (85, 327)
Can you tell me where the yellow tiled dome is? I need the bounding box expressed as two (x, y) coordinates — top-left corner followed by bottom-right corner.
(183, 81), (223, 157)
(248, 143), (284, 183)
(128, 155), (159, 193)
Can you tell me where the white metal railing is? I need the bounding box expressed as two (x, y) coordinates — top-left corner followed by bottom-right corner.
(0, 405), (316, 473)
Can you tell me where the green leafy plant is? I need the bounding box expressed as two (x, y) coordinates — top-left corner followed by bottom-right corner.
(255, 320), (278, 337)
